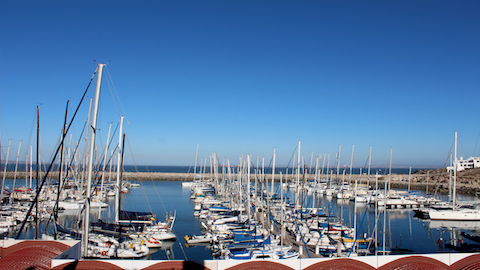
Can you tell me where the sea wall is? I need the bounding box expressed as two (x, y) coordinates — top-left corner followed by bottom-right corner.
(2, 170), (480, 196)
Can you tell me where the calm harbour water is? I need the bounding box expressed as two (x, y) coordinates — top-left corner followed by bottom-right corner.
(4, 178), (480, 260)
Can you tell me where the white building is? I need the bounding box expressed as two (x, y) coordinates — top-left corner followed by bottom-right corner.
(447, 156), (480, 171)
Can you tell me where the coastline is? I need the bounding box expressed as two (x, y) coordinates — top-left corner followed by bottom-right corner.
(2, 168), (480, 196)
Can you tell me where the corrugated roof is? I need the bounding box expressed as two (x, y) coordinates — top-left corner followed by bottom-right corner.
(0, 241), (71, 270)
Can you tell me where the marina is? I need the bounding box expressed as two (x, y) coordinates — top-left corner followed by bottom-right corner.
(2, 171), (480, 262)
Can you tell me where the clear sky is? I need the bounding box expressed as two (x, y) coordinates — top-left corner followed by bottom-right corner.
(1, 1), (479, 168)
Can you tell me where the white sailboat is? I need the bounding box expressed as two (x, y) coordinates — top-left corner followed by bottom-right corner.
(429, 132), (480, 221)
(80, 63), (152, 257)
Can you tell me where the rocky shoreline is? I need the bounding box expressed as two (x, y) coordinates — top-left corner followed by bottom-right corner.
(2, 168), (480, 196)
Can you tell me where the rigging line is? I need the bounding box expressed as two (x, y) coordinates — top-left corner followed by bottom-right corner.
(474, 130), (480, 157)
(170, 225), (188, 260)
(126, 137), (154, 215)
(93, 123), (120, 168)
(362, 154), (370, 171)
(44, 120), (88, 230)
(431, 147), (454, 191)
(104, 66), (123, 119)
(284, 144), (298, 171)
(427, 138), (455, 198)
(290, 205), (311, 258)
(104, 70), (148, 175)
(458, 138), (468, 162)
(120, 116), (148, 174)
(104, 66), (121, 118)
(347, 198), (370, 257)
(104, 68), (148, 172)
(24, 110), (37, 154)
(105, 66), (148, 175)
(15, 66), (98, 239)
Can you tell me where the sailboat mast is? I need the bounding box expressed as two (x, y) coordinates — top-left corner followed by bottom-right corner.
(81, 98), (93, 196)
(295, 141), (301, 211)
(119, 134), (126, 226)
(82, 63), (104, 257)
(336, 145), (341, 182)
(115, 116), (124, 223)
(25, 152), (28, 193)
(368, 146), (372, 185)
(280, 171), (284, 251)
(30, 145), (32, 189)
(326, 154), (330, 188)
(98, 122), (112, 220)
(453, 131), (457, 207)
(448, 153), (452, 202)
(194, 144), (199, 180)
(1, 139), (12, 200)
(388, 148), (393, 193)
(271, 148), (276, 196)
(353, 168), (361, 253)
(247, 155), (251, 224)
(35, 106), (39, 239)
(349, 145), (355, 184)
(408, 167), (412, 192)
(10, 140), (22, 204)
(54, 101), (69, 232)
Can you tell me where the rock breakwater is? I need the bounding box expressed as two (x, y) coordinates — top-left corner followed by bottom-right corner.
(3, 168), (480, 196)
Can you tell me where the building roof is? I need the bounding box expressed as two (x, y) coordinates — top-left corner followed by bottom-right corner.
(0, 240), (72, 270)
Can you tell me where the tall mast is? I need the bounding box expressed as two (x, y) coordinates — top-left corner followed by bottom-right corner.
(349, 145), (355, 184)
(314, 154), (320, 188)
(10, 140), (22, 204)
(119, 134), (126, 225)
(312, 155), (319, 209)
(368, 146), (372, 185)
(81, 98), (93, 196)
(326, 154), (330, 187)
(453, 131), (457, 207)
(82, 63), (104, 257)
(54, 101), (69, 234)
(1, 139), (12, 201)
(246, 155), (251, 224)
(29, 145), (33, 189)
(353, 168), (361, 253)
(408, 167), (412, 192)
(280, 172), (284, 251)
(25, 152), (28, 192)
(388, 148), (393, 194)
(448, 153), (452, 202)
(115, 116), (124, 223)
(35, 106), (39, 239)
(336, 145), (341, 182)
(321, 153), (326, 181)
(194, 144), (199, 181)
(271, 148), (276, 196)
(295, 141), (301, 210)
(98, 122), (112, 220)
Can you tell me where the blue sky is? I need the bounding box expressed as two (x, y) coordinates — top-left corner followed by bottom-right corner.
(1, 1), (479, 168)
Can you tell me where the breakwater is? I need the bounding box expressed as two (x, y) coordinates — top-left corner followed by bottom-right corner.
(2, 170), (480, 196)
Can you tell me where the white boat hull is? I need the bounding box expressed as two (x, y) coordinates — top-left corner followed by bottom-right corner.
(429, 209), (480, 221)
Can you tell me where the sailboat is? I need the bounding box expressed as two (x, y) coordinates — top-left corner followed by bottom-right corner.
(428, 132), (480, 221)
(428, 205), (480, 221)
(93, 118), (176, 244)
(32, 64), (150, 258)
